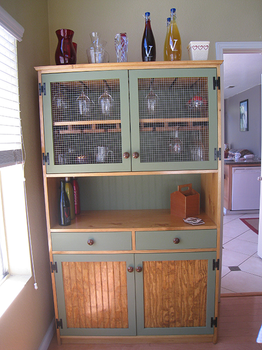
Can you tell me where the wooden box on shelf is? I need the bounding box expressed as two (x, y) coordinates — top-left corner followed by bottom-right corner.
(171, 183), (200, 218)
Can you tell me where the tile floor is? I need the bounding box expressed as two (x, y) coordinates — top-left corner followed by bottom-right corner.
(221, 211), (262, 294)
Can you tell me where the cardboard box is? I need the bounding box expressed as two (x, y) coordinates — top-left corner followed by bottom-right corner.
(187, 41), (210, 60)
(171, 183), (200, 218)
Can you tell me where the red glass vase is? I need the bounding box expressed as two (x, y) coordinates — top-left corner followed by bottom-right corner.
(55, 29), (76, 65)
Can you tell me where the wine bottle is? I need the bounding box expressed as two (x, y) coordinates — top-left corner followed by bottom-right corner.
(59, 180), (71, 226)
(72, 177), (81, 215)
(65, 177), (75, 220)
(142, 12), (156, 61)
(163, 17), (171, 60)
(164, 8), (181, 61)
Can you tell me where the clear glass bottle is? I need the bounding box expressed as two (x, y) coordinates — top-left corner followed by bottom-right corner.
(142, 12), (156, 61)
(164, 8), (181, 61)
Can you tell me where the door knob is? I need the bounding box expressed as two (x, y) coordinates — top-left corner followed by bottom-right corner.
(257, 176), (262, 181)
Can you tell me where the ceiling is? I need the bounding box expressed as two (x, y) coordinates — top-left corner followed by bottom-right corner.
(223, 53), (262, 99)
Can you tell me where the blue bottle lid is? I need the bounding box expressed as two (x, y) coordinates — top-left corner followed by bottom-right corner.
(170, 8), (176, 14)
(145, 12), (150, 17)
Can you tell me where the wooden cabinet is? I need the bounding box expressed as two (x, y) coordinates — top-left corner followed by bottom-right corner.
(39, 64), (219, 174)
(35, 61), (222, 345)
(135, 251), (216, 336)
(52, 230), (216, 338)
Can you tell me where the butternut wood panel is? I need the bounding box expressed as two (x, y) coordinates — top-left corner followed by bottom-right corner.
(61, 261), (129, 328)
(143, 259), (208, 328)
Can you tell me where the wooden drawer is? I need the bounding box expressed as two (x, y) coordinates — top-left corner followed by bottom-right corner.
(135, 230), (216, 250)
(51, 231), (132, 251)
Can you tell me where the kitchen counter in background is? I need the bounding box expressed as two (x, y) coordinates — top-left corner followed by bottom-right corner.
(224, 157), (261, 165)
(224, 159), (261, 213)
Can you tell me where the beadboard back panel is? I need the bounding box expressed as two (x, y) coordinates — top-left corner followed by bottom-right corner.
(78, 174), (201, 211)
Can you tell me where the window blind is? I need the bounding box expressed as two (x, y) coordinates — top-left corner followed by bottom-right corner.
(0, 24), (23, 167)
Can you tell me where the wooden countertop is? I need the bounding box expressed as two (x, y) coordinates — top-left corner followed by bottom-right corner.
(51, 209), (216, 232)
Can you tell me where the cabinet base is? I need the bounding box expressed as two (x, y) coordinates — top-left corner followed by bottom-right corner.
(60, 334), (215, 345)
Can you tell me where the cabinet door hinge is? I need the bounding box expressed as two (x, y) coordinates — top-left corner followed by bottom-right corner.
(213, 77), (220, 90)
(56, 318), (63, 329)
(50, 261), (58, 273)
(39, 83), (46, 96)
(213, 259), (220, 271)
(211, 317), (218, 328)
(214, 148), (221, 161)
(42, 152), (50, 165)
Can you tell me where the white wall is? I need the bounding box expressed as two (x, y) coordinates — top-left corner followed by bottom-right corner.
(225, 85), (261, 157)
(0, 2), (54, 350)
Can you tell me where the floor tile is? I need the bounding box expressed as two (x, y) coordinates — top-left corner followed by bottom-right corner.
(222, 248), (250, 267)
(240, 254), (262, 277)
(224, 238), (258, 256)
(221, 287), (235, 294)
(221, 271), (262, 293)
(238, 229), (259, 243)
(223, 215), (241, 225)
(221, 265), (230, 277)
(223, 234), (235, 244)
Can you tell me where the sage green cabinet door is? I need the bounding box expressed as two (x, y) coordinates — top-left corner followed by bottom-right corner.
(41, 70), (131, 173)
(53, 254), (136, 336)
(135, 252), (216, 336)
(129, 68), (218, 171)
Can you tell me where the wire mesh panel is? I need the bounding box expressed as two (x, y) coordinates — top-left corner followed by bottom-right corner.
(50, 79), (122, 165)
(137, 76), (209, 164)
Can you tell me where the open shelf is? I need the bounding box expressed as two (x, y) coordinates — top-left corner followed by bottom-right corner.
(50, 209), (217, 232)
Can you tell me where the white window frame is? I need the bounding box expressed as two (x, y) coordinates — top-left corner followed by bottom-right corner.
(0, 6), (32, 318)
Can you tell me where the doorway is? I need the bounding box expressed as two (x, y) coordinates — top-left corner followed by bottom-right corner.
(216, 42), (262, 294)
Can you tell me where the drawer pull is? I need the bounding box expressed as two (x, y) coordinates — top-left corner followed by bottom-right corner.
(127, 266), (134, 273)
(87, 239), (94, 246)
(173, 238), (180, 244)
(132, 152), (139, 159)
(136, 266), (142, 273)
(123, 152), (130, 159)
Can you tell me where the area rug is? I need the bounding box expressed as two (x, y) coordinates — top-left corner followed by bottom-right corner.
(240, 218), (259, 234)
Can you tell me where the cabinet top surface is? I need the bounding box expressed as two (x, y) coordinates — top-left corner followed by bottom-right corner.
(51, 209), (216, 232)
(35, 60), (223, 73)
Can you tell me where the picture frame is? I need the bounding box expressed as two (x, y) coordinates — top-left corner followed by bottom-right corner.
(240, 99), (248, 131)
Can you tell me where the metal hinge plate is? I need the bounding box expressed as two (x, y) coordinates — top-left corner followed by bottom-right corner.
(213, 259), (220, 271)
(211, 317), (218, 328)
(50, 261), (58, 273)
(56, 318), (63, 329)
(42, 153), (49, 165)
(214, 148), (221, 161)
(39, 83), (46, 96)
(213, 77), (220, 90)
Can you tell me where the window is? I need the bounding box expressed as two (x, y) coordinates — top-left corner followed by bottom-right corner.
(0, 6), (33, 318)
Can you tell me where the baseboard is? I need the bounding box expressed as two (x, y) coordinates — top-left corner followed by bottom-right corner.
(38, 317), (55, 350)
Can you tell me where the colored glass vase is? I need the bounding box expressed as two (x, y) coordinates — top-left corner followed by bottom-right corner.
(55, 29), (76, 65)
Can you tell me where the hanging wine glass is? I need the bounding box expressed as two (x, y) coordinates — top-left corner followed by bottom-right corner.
(169, 130), (183, 155)
(98, 81), (114, 117)
(146, 78), (159, 116)
(76, 87), (94, 119)
(52, 84), (68, 121)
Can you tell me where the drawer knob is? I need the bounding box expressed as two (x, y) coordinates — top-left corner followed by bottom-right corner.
(173, 237), (180, 244)
(123, 152), (130, 159)
(87, 239), (94, 246)
(127, 266), (134, 273)
(132, 152), (139, 159)
(136, 266), (142, 273)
